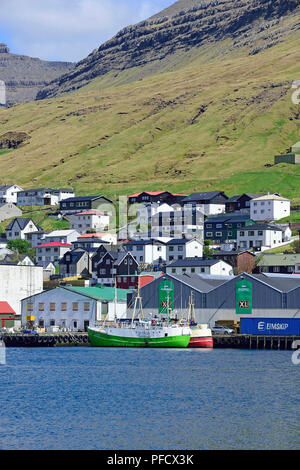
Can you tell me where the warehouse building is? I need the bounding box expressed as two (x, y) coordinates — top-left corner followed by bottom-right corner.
(132, 272), (300, 326)
(21, 285), (134, 331)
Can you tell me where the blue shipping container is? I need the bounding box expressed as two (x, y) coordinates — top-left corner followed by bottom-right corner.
(241, 317), (300, 336)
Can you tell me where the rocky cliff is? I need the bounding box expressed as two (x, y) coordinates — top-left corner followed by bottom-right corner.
(0, 44), (74, 106)
(37, 0), (300, 100)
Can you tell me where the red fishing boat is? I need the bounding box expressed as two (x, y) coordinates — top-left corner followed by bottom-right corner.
(186, 292), (213, 348)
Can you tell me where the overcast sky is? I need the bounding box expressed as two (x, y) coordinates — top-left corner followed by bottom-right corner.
(0, 0), (174, 63)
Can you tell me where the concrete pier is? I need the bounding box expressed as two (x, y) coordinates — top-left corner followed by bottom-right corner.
(212, 334), (300, 350)
(1, 333), (299, 349)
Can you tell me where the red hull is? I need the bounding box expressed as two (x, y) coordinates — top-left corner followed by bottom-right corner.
(188, 336), (213, 348)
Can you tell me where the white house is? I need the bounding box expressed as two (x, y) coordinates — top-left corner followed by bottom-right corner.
(165, 238), (203, 263)
(250, 194), (290, 221)
(124, 239), (167, 265)
(44, 229), (80, 245)
(17, 188), (75, 206)
(151, 208), (204, 239)
(35, 242), (72, 265)
(237, 224), (283, 250)
(69, 210), (110, 235)
(0, 185), (23, 204)
(72, 233), (117, 250)
(180, 191), (228, 216)
(21, 285), (132, 331)
(0, 264), (43, 316)
(5, 218), (40, 241)
(166, 258), (233, 276)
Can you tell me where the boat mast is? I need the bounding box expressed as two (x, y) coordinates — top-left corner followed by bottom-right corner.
(131, 276), (144, 327)
(188, 291), (196, 325)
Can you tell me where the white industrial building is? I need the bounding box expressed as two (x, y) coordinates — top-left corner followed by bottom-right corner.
(21, 286), (133, 331)
(0, 264), (43, 316)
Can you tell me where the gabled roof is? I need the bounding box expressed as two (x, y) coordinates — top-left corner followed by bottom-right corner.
(128, 191), (187, 198)
(63, 285), (132, 302)
(167, 257), (219, 268)
(73, 210), (106, 216)
(256, 254), (300, 267)
(46, 230), (78, 237)
(182, 191), (228, 202)
(36, 242), (72, 248)
(165, 238), (202, 245)
(61, 195), (112, 203)
(0, 301), (15, 315)
(58, 250), (87, 265)
(6, 218), (36, 231)
(124, 239), (166, 246)
(238, 223), (283, 231)
(252, 194), (289, 202)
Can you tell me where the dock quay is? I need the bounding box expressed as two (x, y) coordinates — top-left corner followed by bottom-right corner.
(212, 334), (300, 350)
(1, 332), (89, 348)
(1, 333), (300, 349)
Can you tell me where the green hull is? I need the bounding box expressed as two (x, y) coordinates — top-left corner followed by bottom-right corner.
(87, 328), (190, 348)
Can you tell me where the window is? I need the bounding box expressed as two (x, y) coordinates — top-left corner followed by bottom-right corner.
(172, 268), (176, 273)
(201, 268), (205, 273)
(72, 302), (78, 311)
(228, 232), (233, 237)
(216, 232), (222, 237)
(50, 303), (56, 311)
(216, 224), (222, 229)
(84, 302), (90, 311)
(206, 232), (213, 237)
(248, 231), (254, 236)
(169, 247), (174, 252)
(38, 303), (44, 311)
(50, 319), (55, 326)
(61, 303), (67, 311)
(206, 224), (212, 228)
(258, 231), (263, 236)
(273, 267), (280, 273)
(178, 246), (183, 251)
(27, 302), (33, 312)
(191, 268), (195, 273)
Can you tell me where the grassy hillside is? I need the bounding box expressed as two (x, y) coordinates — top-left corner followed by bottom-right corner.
(0, 32), (299, 201)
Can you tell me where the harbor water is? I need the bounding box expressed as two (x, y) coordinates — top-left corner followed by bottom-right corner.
(0, 347), (299, 450)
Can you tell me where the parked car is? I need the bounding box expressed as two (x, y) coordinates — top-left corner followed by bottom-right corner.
(211, 325), (235, 335)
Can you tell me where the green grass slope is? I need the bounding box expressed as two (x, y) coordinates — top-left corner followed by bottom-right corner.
(0, 32), (299, 200)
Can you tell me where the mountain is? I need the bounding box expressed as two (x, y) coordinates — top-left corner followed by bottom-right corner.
(37, 0), (300, 99)
(0, 44), (74, 106)
(0, 0), (299, 202)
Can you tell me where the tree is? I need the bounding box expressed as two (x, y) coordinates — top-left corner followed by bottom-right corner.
(203, 239), (214, 259)
(7, 239), (35, 260)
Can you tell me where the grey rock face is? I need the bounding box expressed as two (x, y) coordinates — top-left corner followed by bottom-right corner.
(0, 44), (74, 106)
(36, 0), (300, 100)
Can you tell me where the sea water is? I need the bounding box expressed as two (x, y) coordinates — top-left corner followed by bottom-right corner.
(0, 347), (298, 450)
